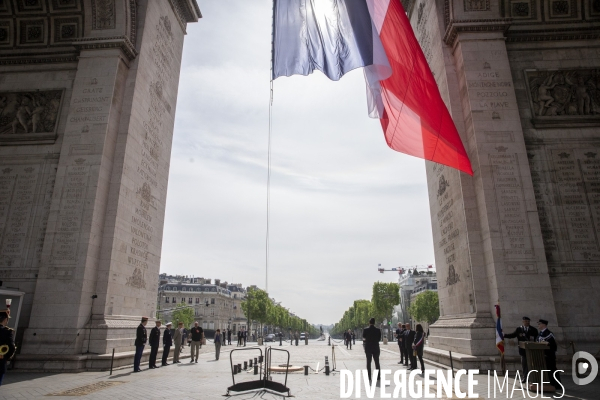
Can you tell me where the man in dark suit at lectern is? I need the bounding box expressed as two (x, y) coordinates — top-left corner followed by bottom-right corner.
(503, 316), (538, 382)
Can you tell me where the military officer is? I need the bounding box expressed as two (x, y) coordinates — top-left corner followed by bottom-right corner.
(0, 309), (16, 386)
(148, 320), (161, 369)
(134, 316), (148, 372)
(503, 316), (538, 382)
(537, 319), (562, 392)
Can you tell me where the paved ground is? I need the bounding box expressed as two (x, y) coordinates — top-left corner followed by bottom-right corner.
(1, 339), (598, 399)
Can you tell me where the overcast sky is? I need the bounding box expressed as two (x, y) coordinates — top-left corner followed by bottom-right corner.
(161, 0), (435, 325)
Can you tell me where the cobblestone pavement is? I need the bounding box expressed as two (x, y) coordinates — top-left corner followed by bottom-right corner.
(1, 339), (597, 399)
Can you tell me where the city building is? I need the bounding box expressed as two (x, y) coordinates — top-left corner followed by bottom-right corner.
(157, 274), (249, 335)
(394, 267), (438, 325)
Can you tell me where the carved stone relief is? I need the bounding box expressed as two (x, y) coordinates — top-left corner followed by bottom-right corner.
(0, 90), (64, 143)
(92, 0), (116, 30)
(526, 69), (600, 123)
(465, 0), (490, 11)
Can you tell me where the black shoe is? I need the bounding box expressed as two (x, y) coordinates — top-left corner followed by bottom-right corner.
(149, 366), (155, 369)
(195, 360), (198, 363)
(134, 369), (142, 373)
(162, 363), (168, 366)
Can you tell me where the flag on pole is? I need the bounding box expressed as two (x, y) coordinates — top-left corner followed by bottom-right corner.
(272, 0), (473, 175)
(495, 304), (505, 354)
(428, 265), (433, 269)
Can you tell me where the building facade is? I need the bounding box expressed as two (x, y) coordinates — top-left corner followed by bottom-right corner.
(157, 274), (248, 335)
(395, 268), (438, 324)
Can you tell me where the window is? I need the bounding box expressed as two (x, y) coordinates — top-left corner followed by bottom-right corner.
(203, 321), (208, 329)
(211, 298), (215, 305)
(172, 297), (176, 303)
(181, 298), (185, 303)
(188, 298), (193, 304)
(210, 309), (215, 316)
(195, 298), (200, 304)
(165, 297), (169, 303)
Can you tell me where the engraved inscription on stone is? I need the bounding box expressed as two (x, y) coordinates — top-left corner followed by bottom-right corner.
(489, 152), (536, 265)
(51, 165), (89, 264)
(431, 164), (472, 315)
(0, 90), (64, 140)
(530, 147), (600, 274)
(526, 69), (600, 118)
(415, 2), (433, 66)
(0, 161), (56, 270)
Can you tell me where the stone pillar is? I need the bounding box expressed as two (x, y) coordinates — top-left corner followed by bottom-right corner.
(404, 0), (566, 370)
(4, 0), (202, 370)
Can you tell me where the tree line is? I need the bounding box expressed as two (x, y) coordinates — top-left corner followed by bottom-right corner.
(330, 282), (400, 336)
(240, 287), (320, 337)
(330, 281), (440, 337)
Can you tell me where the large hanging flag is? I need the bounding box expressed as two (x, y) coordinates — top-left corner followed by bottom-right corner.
(495, 304), (505, 354)
(272, 0), (473, 175)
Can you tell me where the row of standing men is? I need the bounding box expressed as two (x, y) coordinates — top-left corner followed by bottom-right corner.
(133, 318), (251, 372)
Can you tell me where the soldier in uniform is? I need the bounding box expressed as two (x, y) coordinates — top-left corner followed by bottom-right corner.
(162, 322), (173, 366)
(134, 316), (148, 372)
(362, 317), (381, 384)
(0, 309), (16, 386)
(503, 316), (538, 382)
(148, 320), (161, 369)
(537, 319), (562, 392)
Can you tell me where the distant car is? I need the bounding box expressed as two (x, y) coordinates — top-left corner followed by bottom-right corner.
(265, 334), (276, 342)
(299, 333), (306, 340)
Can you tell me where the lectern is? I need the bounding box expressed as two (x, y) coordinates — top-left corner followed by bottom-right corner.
(520, 342), (555, 393)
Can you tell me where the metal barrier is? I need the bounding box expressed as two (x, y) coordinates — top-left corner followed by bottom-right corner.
(225, 346), (292, 397)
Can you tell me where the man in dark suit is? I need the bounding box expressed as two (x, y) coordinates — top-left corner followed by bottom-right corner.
(396, 323), (407, 365)
(148, 320), (161, 369)
(403, 323), (416, 369)
(134, 316), (148, 372)
(0, 309), (16, 386)
(503, 316), (538, 382)
(162, 322), (173, 366)
(537, 319), (561, 391)
(362, 317), (381, 383)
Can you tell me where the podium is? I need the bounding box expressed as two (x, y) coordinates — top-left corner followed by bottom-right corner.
(520, 342), (555, 393)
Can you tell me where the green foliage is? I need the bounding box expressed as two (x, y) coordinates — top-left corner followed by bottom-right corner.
(241, 287), (271, 324)
(408, 290), (440, 324)
(171, 302), (195, 328)
(371, 282), (400, 323)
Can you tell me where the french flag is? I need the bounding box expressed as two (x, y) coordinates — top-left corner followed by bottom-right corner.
(272, 0), (473, 175)
(495, 304), (505, 354)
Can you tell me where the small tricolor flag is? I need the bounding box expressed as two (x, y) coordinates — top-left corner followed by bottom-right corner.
(272, 0), (473, 174)
(495, 304), (505, 354)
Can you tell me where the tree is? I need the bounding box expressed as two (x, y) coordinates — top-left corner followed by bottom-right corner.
(408, 291), (440, 325)
(241, 287), (271, 335)
(371, 282), (400, 324)
(171, 302), (194, 328)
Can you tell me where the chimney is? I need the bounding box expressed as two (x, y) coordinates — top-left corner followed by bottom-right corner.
(215, 279), (221, 286)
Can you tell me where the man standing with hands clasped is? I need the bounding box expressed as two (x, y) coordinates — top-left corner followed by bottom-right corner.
(503, 316), (538, 382)
(162, 322), (173, 366)
(403, 323), (416, 370)
(395, 323), (406, 365)
(148, 320), (161, 369)
(362, 317), (381, 384)
(133, 317), (148, 372)
(173, 322), (184, 363)
(190, 322), (203, 363)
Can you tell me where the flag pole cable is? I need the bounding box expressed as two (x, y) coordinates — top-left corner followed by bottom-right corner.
(266, 0), (276, 295)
